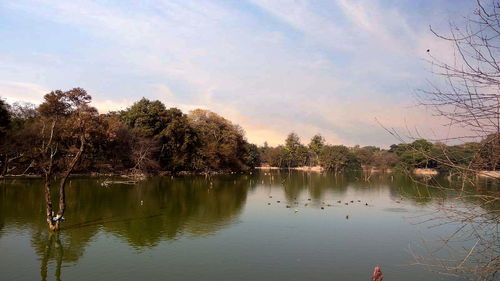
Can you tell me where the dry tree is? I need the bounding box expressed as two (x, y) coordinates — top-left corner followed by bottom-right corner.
(389, 1), (500, 280)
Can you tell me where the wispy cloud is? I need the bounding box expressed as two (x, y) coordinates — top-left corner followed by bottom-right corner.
(0, 0), (469, 146)
(0, 80), (48, 104)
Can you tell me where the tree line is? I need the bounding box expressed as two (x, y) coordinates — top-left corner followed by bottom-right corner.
(0, 90), (496, 177)
(258, 132), (498, 174)
(0, 88), (259, 177)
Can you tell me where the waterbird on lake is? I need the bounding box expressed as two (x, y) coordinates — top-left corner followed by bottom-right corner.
(345, 202), (348, 205)
(365, 203), (368, 206)
(321, 207), (324, 210)
(350, 200), (354, 203)
(337, 200), (341, 203)
(294, 209), (299, 213)
(286, 205), (291, 208)
(268, 203), (271, 205)
(277, 200), (280, 203)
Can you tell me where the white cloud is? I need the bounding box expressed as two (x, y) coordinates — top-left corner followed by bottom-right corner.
(0, 80), (48, 104)
(0, 0), (474, 146)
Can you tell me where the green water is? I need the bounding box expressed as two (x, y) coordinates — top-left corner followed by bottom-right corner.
(0, 171), (492, 281)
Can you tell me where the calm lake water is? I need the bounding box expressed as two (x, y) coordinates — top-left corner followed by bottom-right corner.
(0, 171), (494, 281)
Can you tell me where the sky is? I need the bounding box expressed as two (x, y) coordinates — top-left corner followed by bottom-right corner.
(0, 0), (476, 147)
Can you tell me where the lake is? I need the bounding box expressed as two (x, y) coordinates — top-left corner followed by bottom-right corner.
(0, 170), (494, 281)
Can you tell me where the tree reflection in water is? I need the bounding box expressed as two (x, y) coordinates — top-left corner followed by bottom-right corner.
(0, 171), (496, 281)
(39, 232), (63, 281)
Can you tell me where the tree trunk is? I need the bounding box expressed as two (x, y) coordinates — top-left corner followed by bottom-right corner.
(44, 173), (55, 231)
(52, 135), (85, 231)
(40, 233), (63, 281)
(43, 121), (57, 230)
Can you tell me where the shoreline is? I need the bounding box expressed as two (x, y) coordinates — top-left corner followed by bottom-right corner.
(412, 168), (439, 176)
(477, 170), (500, 179)
(0, 170), (251, 179)
(2, 168), (498, 180)
(255, 166), (324, 172)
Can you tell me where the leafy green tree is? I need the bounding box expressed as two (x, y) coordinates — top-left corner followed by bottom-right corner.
(319, 145), (351, 173)
(120, 100), (205, 172)
(157, 108), (199, 171)
(295, 144), (310, 166)
(410, 139), (434, 168)
(353, 146), (380, 168)
(285, 132), (301, 149)
(188, 109), (249, 171)
(308, 134), (325, 166)
(263, 145), (287, 167)
(244, 143), (261, 167)
(391, 139), (434, 169)
(119, 98), (168, 138)
(283, 132), (308, 167)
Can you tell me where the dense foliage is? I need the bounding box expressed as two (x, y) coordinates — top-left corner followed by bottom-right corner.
(0, 89), (257, 175)
(1, 90), (497, 176)
(259, 133), (498, 173)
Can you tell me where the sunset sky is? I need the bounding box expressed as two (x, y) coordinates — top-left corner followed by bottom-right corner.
(0, 0), (475, 147)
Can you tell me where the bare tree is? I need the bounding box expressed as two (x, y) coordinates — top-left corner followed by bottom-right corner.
(400, 1), (500, 279)
(419, 0), (499, 139)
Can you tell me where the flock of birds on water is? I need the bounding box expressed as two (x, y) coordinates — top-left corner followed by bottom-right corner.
(265, 195), (371, 214)
(98, 171), (406, 213)
(261, 171), (373, 214)
(259, 172), (405, 216)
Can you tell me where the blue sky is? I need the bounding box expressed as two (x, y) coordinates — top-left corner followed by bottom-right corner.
(0, 0), (475, 146)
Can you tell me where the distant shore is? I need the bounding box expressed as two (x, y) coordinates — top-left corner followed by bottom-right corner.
(477, 170), (500, 179)
(0, 170), (247, 179)
(1, 168), (498, 180)
(255, 166), (324, 172)
(412, 168), (439, 176)
(256, 166), (499, 179)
